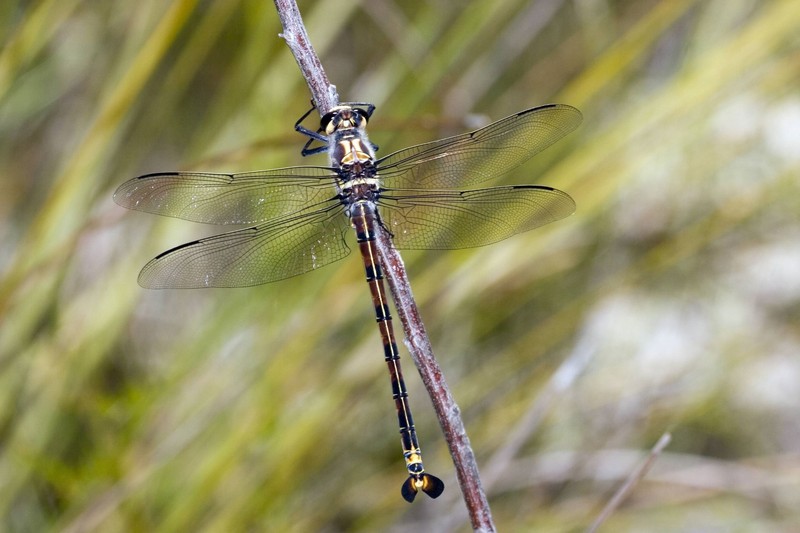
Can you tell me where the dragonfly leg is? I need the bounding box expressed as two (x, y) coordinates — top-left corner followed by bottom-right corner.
(295, 102), (330, 156)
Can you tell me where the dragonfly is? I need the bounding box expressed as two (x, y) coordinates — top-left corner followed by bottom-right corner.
(114, 102), (581, 502)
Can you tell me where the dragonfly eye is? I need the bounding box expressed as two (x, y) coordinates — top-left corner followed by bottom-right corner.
(319, 111), (336, 133)
(356, 112), (368, 130)
(324, 115), (338, 135)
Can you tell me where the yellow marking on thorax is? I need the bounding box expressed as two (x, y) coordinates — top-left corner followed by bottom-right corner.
(338, 138), (371, 165)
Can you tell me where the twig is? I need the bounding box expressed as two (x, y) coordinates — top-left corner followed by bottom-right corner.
(273, 0), (338, 114)
(435, 315), (597, 531)
(482, 325), (597, 489)
(587, 432), (672, 533)
(273, 1), (495, 530)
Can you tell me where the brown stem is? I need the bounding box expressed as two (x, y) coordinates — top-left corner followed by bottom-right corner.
(587, 433), (672, 533)
(273, 1), (495, 530)
(273, 0), (338, 114)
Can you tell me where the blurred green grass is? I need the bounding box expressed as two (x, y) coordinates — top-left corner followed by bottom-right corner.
(2, 1), (799, 531)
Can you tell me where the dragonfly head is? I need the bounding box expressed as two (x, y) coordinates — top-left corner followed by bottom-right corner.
(323, 105), (370, 135)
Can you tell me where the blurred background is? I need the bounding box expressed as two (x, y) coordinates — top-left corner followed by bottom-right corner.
(1, 0), (799, 531)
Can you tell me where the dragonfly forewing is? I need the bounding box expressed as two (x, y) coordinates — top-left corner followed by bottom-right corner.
(138, 205), (350, 288)
(378, 186), (575, 249)
(376, 104), (582, 190)
(113, 167), (336, 225)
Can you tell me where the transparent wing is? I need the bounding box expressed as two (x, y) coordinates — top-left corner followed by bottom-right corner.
(377, 104), (581, 189)
(113, 166), (337, 225)
(138, 205), (351, 288)
(378, 186), (575, 249)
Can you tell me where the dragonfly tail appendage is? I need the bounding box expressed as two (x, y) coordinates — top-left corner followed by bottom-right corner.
(401, 473), (445, 502)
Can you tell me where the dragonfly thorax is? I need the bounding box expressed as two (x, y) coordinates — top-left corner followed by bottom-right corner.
(338, 170), (381, 209)
(325, 105), (377, 169)
(329, 112), (380, 203)
(334, 137), (374, 167)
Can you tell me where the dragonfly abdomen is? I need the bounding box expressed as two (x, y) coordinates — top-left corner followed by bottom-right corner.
(349, 201), (444, 502)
